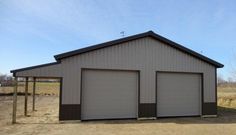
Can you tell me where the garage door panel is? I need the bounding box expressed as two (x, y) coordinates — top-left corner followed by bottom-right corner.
(81, 69), (138, 120)
(157, 72), (201, 117)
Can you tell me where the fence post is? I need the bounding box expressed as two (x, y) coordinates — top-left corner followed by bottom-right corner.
(24, 77), (29, 116)
(32, 77), (36, 111)
(12, 77), (18, 124)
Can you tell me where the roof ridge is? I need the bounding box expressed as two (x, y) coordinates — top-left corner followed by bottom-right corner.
(54, 31), (223, 68)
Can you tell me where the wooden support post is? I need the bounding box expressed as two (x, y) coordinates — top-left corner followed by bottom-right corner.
(12, 77), (18, 124)
(24, 77), (29, 116)
(32, 77), (36, 111)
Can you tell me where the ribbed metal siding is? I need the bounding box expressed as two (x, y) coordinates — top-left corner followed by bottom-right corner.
(61, 37), (216, 104)
(15, 64), (62, 77)
(81, 69), (138, 120)
(156, 73), (201, 117)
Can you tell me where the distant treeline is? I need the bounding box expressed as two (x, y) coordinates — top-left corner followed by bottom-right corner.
(218, 82), (236, 87)
(0, 74), (59, 87)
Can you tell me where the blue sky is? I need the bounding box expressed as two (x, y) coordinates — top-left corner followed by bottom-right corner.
(0, 0), (235, 79)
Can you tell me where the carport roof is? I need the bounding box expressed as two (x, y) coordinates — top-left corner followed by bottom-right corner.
(54, 31), (224, 68)
(10, 62), (60, 73)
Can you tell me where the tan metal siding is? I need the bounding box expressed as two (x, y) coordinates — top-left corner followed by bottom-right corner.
(15, 64), (62, 77)
(61, 37), (216, 104)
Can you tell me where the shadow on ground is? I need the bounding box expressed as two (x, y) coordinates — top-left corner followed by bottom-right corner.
(17, 106), (236, 125)
(81, 106), (236, 125)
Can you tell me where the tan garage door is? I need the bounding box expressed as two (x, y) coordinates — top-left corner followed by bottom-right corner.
(81, 69), (138, 120)
(157, 72), (201, 117)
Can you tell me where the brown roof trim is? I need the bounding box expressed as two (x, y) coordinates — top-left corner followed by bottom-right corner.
(54, 31), (223, 68)
(10, 61), (61, 73)
(54, 31), (151, 61)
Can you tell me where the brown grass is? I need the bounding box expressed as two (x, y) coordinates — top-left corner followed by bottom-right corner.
(0, 82), (60, 96)
(218, 85), (236, 108)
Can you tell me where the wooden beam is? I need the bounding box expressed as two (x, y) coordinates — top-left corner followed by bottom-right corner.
(32, 77), (36, 111)
(12, 77), (18, 124)
(24, 77), (29, 116)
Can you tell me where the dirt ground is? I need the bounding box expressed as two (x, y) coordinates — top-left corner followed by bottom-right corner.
(0, 96), (236, 135)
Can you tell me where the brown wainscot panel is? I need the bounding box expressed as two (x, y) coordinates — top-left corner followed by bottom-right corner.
(202, 102), (217, 115)
(59, 104), (81, 120)
(139, 103), (156, 118)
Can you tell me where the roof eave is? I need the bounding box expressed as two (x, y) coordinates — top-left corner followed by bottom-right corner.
(10, 62), (61, 73)
(148, 32), (224, 68)
(54, 31), (154, 61)
(53, 31), (224, 68)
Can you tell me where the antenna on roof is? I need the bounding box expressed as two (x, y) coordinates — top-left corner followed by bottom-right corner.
(120, 31), (125, 37)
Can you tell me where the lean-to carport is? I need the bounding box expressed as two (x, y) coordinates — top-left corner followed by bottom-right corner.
(10, 62), (62, 124)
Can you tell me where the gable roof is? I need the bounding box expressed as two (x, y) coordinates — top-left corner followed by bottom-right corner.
(54, 31), (223, 68)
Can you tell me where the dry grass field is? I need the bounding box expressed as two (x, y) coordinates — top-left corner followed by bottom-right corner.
(218, 85), (236, 108)
(0, 82), (60, 96)
(0, 83), (236, 135)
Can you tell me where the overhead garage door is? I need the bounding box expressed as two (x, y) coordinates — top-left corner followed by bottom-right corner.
(81, 69), (138, 120)
(156, 72), (201, 117)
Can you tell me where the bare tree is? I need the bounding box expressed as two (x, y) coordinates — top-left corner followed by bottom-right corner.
(228, 77), (233, 83)
(217, 74), (225, 86)
(229, 50), (236, 82)
(0, 74), (7, 82)
(0, 74), (14, 86)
